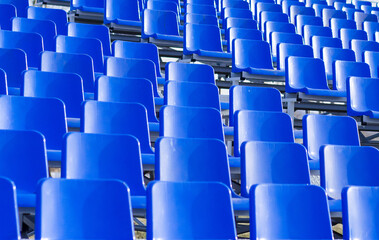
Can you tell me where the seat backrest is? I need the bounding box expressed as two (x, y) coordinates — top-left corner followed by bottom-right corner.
(334, 61), (371, 91)
(354, 12), (377, 30)
(303, 114), (360, 161)
(147, 181), (237, 240)
(0, 130), (48, 194)
(229, 86), (282, 126)
(344, 7), (363, 20)
(260, 11), (288, 31)
(27, 6), (68, 35)
(256, 2), (282, 23)
(36, 179), (134, 240)
(233, 39), (274, 72)
(363, 21), (379, 41)
(147, 0), (179, 16)
(364, 50), (379, 78)
(289, 5), (315, 25)
(142, 9), (180, 37)
(250, 184), (333, 240)
(56, 35), (104, 73)
(0, 30), (43, 68)
(112, 40), (162, 78)
(312, 36), (342, 58)
(105, 57), (160, 97)
(0, 48), (26, 89)
(104, 0), (140, 24)
(23, 70), (84, 119)
(0, 177), (20, 239)
(63, 132), (146, 196)
(160, 105), (224, 141)
(322, 8), (346, 27)
(330, 18), (356, 38)
(235, 110), (294, 156)
(296, 15), (323, 36)
(224, 7), (253, 20)
(347, 76), (379, 116)
(340, 28), (368, 49)
(322, 47), (355, 78)
(186, 3), (216, 15)
(321, 145), (379, 200)
(71, 0), (104, 11)
(0, 4), (16, 30)
(282, 0), (304, 15)
(228, 28), (262, 52)
(286, 56), (329, 92)
(95, 76), (157, 123)
(351, 39), (379, 62)
(270, 32), (303, 56)
(303, 25), (332, 45)
(265, 21), (295, 41)
(185, 13), (218, 25)
(277, 43), (314, 70)
(0, 0), (28, 17)
(41, 51), (95, 93)
(67, 22), (111, 56)
(241, 142), (310, 197)
(342, 186), (379, 240)
(184, 23), (223, 53)
(165, 62), (215, 83)
(0, 95), (67, 150)
(225, 17), (258, 31)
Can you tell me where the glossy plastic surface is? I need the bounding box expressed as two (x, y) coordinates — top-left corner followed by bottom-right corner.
(0, 177), (20, 240)
(27, 6), (68, 35)
(165, 62), (215, 83)
(333, 60), (370, 91)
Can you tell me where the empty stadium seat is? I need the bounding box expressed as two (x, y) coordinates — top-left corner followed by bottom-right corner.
(234, 111), (294, 156)
(0, 48), (27, 93)
(282, 0), (304, 15)
(260, 11), (288, 31)
(342, 186), (379, 240)
(320, 145), (379, 201)
(296, 15), (323, 36)
(241, 142), (310, 197)
(228, 28), (262, 52)
(0, 69), (7, 95)
(344, 7), (363, 20)
(35, 179), (135, 240)
(27, 6), (68, 35)
(330, 18), (357, 38)
(0, 177), (20, 239)
(95, 76), (158, 123)
(277, 43), (314, 70)
(185, 13), (218, 25)
(0, 130), (48, 207)
(147, 181), (237, 240)
(322, 47), (355, 78)
(364, 51), (379, 77)
(289, 5), (315, 24)
(270, 32), (303, 58)
(340, 29), (368, 49)
(363, 21), (379, 41)
(354, 11), (377, 30)
(303, 114), (360, 164)
(104, 0), (141, 29)
(186, 3), (216, 15)
(264, 21), (295, 41)
(41, 51), (95, 94)
(70, 0), (104, 13)
(229, 86), (283, 126)
(225, 17), (258, 41)
(12, 17), (56, 51)
(250, 184), (333, 240)
(165, 62), (215, 83)
(256, 2), (282, 24)
(333, 61), (371, 91)
(0, 4), (16, 30)
(312, 3), (332, 17)
(22, 70), (84, 119)
(303, 25), (332, 45)
(312, 36), (342, 58)
(322, 8), (346, 27)
(351, 39), (379, 62)
(147, 0), (179, 17)
(0, 0), (28, 17)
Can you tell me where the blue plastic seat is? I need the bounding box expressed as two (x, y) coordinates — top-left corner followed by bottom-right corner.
(67, 22), (111, 56)
(96, 76), (158, 123)
(330, 18), (357, 38)
(160, 105), (224, 141)
(312, 3), (333, 17)
(277, 43), (314, 70)
(312, 36), (342, 58)
(335, 2), (354, 10)
(0, 48), (27, 92)
(234, 111), (294, 156)
(344, 7), (363, 20)
(229, 86), (282, 126)
(270, 32), (303, 57)
(35, 179), (134, 240)
(251, 0), (274, 17)
(282, 0), (304, 15)
(23, 70), (84, 119)
(184, 23), (231, 59)
(256, 2), (282, 24)
(364, 51), (379, 78)
(105, 57), (161, 99)
(264, 21), (295, 42)
(228, 28), (262, 52)
(41, 51), (95, 94)
(164, 81), (220, 110)
(0, 0), (27, 17)
(289, 6), (315, 24)
(104, 0), (141, 28)
(0, 4), (16, 30)
(351, 39), (379, 62)
(342, 186), (379, 240)
(225, 17), (258, 41)
(303, 25), (332, 45)
(82, 101), (154, 154)
(165, 62), (215, 83)
(296, 15), (323, 36)
(241, 142), (310, 197)
(63, 132), (146, 208)
(0, 30), (43, 69)
(347, 77), (379, 118)
(56, 35), (104, 73)
(185, 13), (218, 25)
(340, 28), (368, 49)
(187, 0), (215, 6)
(112, 40), (163, 78)
(186, 3), (216, 15)
(320, 145), (379, 201)
(147, 0), (179, 16)
(147, 181), (237, 240)
(0, 177), (20, 239)
(224, 8), (253, 23)
(354, 12), (377, 30)
(322, 47), (355, 79)
(260, 11), (288, 31)
(250, 184), (333, 240)
(286, 56), (345, 97)
(70, 0), (104, 13)
(352, 0), (372, 9)
(333, 61), (371, 92)
(27, 6), (68, 35)
(363, 21), (379, 41)
(0, 69), (7, 95)
(303, 114), (360, 164)
(222, 0), (249, 19)
(361, 4), (379, 13)
(322, 8), (346, 27)
(12, 17), (56, 52)
(142, 9), (182, 43)
(233, 39), (284, 79)
(0, 130), (48, 208)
